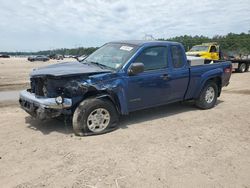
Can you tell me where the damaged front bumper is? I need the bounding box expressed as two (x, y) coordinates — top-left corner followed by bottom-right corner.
(19, 90), (72, 120)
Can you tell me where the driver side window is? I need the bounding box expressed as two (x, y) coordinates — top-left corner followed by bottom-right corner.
(134, 46), (167, 71)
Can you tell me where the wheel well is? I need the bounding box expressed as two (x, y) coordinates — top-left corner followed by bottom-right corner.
(207, 77), (222, 97)
(73, 90), (121, 115)
(96, 95), (121, 114)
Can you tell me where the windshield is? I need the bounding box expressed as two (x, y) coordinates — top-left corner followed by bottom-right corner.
(189, 46), (209, 52)
(82, 43), (137, 70)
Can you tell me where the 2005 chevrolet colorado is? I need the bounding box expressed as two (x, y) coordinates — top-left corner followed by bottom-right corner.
(19, 41), (232, 136)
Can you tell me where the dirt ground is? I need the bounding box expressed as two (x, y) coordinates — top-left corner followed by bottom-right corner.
(0, 57), (74, 91)
(0, 58), (250, 187)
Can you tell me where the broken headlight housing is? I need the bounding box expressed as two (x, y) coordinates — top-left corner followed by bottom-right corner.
(55, 96), (64, 104)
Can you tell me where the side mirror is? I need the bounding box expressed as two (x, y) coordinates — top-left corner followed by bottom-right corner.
(128, 62), (144, 76)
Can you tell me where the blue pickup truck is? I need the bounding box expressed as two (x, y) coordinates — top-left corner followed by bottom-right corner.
(19, 41), (232, 136)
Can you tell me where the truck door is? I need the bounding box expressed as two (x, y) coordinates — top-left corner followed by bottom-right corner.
(126, 46), (171, 111)
(167, 45), (189, 101)
(210, 45), (219, 60)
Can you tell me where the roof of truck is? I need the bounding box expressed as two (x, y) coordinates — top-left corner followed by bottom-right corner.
(111, 40), (181, 46)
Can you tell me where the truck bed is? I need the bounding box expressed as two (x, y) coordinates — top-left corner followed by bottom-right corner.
(187, 56), (228, 66)
(184, 60), (232, 100)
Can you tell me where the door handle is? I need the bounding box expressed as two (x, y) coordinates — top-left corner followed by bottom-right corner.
(160, 74), (170, 80)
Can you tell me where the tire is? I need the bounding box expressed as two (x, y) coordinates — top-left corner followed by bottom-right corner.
(238, 63), (246, 73)
(195, 81), (218, 109)
(72, 98), (119, 136)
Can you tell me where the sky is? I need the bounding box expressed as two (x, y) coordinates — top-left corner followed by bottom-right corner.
(0, 0), (250, 52)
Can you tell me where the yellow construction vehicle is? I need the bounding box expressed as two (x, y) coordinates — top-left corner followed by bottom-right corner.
(186, 43), (250, 72)
(186, 42), (220, 60)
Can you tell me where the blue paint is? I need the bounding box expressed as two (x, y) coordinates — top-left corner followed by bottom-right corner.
(73, 41), (231, 115)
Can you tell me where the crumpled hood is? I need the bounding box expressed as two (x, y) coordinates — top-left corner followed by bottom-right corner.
(30, 61), (111, 77)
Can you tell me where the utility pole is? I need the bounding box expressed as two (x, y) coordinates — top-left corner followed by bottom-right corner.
(143, 34), (155, 40)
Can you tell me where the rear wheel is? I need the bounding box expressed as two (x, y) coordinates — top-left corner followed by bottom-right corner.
(72, 98), (119, 136)
(238, 63), (246, 73)
(195, 81), (218, 109)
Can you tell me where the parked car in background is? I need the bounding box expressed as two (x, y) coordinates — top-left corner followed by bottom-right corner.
(49, 54), (64, 60)
(0, 54), (10, 58)
(28, 55), (49, 62)
(71, 55), (80, 59)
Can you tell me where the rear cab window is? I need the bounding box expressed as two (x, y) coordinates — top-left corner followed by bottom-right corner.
(170, 45), (185, 68)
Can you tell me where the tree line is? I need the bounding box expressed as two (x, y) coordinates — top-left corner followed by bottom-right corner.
(1, 47), (98, 56)
(36, 47), (99, 56)
(1, 32), (250, 56)
(159, 32), (250, 54)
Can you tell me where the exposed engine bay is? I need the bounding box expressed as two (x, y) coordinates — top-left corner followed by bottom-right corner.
(30, 75), (90, 98)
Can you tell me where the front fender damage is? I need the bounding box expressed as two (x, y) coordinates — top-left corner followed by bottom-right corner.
(67, 78), (128, 115)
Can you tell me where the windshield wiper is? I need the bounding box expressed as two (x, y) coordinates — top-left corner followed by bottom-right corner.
(78, 56), (88, 62)
(89, 61), (114, 70)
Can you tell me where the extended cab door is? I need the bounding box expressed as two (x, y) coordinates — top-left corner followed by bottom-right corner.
(126, 46), (171, 111)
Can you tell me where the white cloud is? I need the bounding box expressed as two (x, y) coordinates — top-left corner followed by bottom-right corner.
(0, 0), (249, 51)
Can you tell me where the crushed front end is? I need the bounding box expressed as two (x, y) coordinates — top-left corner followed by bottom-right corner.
(19, 75), (89, 120)
(19, 60), (114, 120)
(19, 89), (72, 119)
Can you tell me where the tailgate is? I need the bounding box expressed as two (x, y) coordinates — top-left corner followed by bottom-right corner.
(222, 62), (232, 87)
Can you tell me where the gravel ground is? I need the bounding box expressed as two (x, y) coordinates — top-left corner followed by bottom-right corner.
(0, 58), (250, 187)
(0, 57), (74, 91)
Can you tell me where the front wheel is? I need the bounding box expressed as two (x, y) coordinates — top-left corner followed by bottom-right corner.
(72, 98), (119, 136)
(195, 81), (218, 109)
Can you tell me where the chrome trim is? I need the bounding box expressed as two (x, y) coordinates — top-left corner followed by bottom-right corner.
(19, 90), (72, 109)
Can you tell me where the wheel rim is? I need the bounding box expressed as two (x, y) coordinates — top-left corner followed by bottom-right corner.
(205, 86), (215, 104)
(241, 64), (246, 72)
(87, 108), (110, 133)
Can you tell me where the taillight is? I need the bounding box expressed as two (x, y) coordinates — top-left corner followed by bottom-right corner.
(224, 67), (232, 73)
